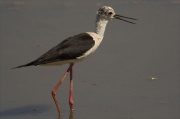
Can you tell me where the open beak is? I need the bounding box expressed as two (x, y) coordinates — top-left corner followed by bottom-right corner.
(114, 14), (137, 24)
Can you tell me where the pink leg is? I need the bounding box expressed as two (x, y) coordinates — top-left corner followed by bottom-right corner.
(51, 63), (74, 116)
(69, 65), (74, 110)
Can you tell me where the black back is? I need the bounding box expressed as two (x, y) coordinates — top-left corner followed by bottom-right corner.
(22, 33), (95, 66)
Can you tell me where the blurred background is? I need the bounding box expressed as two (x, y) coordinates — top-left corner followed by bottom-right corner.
(0, 0), (179, 119)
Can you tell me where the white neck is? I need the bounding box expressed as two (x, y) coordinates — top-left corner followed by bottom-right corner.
(94, 15), (108, 38)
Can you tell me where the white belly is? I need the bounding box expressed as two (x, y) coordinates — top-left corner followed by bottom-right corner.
(41, 57), (86, 66)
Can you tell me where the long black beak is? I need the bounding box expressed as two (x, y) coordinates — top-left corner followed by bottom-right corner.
(114, 14), (137, 24)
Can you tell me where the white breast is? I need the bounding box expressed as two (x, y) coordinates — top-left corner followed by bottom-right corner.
(77, 32), (103, 59)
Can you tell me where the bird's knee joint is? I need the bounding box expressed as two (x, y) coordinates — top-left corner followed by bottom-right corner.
(51, 90), (56, 95)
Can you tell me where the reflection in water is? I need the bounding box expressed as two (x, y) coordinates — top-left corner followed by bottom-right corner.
(58, 111), (74, 119)
(69, 111), (74, 119)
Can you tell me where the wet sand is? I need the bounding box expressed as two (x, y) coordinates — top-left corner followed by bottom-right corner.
(0, 0), (179, 119)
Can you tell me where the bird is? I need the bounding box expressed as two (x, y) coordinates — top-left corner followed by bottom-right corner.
(12, 6), (137, 116)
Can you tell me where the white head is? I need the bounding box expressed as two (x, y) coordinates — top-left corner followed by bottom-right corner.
(97, 6), (137, 24)
(94, 6), (137, 37)
(97, 6), (115, 21)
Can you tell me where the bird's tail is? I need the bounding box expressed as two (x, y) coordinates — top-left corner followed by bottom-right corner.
(12, 64), (29, 69)
(11, 61), (36, 69)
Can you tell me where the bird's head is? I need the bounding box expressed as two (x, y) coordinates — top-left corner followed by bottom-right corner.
(97, 6), (137, 24)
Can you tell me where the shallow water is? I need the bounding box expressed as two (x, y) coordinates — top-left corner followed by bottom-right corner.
(0, 0), (180, 119)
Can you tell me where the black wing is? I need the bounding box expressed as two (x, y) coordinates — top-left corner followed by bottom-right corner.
(12, 33), (95, 68)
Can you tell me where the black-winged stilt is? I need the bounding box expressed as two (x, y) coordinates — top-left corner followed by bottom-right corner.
(12, 6), (137, 116)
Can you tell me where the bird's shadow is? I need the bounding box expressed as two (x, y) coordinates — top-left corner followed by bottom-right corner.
(0, 104), (50, 117)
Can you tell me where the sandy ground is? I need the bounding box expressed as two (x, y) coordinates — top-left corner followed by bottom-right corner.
(0, 0), (179, 119)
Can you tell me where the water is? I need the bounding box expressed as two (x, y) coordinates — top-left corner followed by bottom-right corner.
(0, 0), (179, 119)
